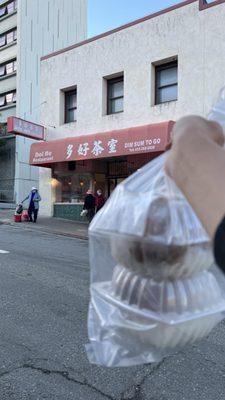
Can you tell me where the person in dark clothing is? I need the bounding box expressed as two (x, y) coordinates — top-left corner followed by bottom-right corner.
(22, 187), (41, 223)
(83, 190), (96, 222)
(95, 189), (105, 212)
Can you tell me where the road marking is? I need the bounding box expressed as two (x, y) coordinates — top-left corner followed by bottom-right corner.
(0, 250), (9, 254)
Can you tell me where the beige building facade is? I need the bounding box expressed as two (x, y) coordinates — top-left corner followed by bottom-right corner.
(30, 0), (225, 218)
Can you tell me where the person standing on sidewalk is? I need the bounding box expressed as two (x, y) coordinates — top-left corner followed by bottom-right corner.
(22, 187), (41, 223)
(95, 189), (105, 213)
(83, 190), (96, 223)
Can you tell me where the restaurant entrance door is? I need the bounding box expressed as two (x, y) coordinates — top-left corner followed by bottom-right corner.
(106, 158), (130, 197)
(108, 177), (125, 196)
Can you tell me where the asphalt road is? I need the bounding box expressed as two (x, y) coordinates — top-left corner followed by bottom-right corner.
(0, 224), (225, 400)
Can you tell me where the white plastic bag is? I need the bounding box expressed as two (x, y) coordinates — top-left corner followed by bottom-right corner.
(80, 209), (88, 217)
(86, 90), (225, 367)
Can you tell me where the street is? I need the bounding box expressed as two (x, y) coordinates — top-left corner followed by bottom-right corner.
(0, 224), (224, 400)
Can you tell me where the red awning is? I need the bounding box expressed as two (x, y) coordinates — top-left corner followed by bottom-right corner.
(29, 121), (174, 167)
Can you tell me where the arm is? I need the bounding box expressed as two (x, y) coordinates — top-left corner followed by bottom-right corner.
(22, 195), (29, 203)
(165, 115), (225, 239)
(33, 194), (41, 203)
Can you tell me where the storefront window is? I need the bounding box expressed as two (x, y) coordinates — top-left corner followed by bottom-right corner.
(52, 169), (92, 203)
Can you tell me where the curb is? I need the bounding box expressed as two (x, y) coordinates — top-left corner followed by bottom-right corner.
(0, 220), (89, 241)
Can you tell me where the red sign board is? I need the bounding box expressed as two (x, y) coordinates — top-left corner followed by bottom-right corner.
(7, 117), (44, 140)
(29, 121), (174, 166)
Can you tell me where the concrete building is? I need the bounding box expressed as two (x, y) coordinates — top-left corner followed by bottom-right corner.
(0, 0), (17, 203)
(29, 0), (225, 219)
(0, 0), (87, 204)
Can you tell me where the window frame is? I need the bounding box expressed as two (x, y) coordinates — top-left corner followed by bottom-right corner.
(155, 61), (178, 105)
(107, 76), (124, 115)
(199, 0), (225, 10)
(0, 6), (6, 17)
(0, 65), (5, 76)
(0, 1), (17, 19)
(0, 34), (6, 47)
(0, 28), (17, 48)
(64, 89), (77, 124)
(0, 59), (17, 78)
(0, 90), (16, 108)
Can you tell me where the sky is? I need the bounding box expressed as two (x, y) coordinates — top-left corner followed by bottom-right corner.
(88, 0), (182, 37)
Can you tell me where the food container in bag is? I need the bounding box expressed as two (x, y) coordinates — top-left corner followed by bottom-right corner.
(87, 141), (225, 366)
(90, 154), (214, 281)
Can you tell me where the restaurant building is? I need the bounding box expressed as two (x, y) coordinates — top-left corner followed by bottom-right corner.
(30, 0), (225, 220)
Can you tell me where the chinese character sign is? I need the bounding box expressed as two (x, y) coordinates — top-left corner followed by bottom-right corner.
(66, 144), (74, 159)
(108, 138), (118, 154)
(30, 122), (173, 165)
(91, 140), (104, 156)
(78, 143), (89, 156)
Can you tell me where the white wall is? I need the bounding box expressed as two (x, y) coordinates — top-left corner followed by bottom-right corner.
(40, 1), (225, 142)
(39, 0), (225, 216)
(14, 0), (87, 202)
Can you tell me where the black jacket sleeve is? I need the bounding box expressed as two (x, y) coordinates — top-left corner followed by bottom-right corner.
(84, 195), (95, 210)
(214, 215), (225, 274)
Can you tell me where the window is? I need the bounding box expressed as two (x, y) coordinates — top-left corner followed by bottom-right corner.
(0, 35), (6, 47)
(0, 96), (5, 107)
(7, 31), (14, 44)
(65, 90), (77, 123)
(0, 65), (5, 76)
(6, 62), (13, 75)
(155, 61), (178, 104)
(0, 29), (17, 48)
(0, 1), (17, 18)
(6, 93), (13, 103)
(0, 59), (17, 78)
(6, 61), (16, 75)
(0, 91), (16, 108)
(7, 2), (15, 14)
(0, 6), (6, 17)
(107, 76), (124, 114)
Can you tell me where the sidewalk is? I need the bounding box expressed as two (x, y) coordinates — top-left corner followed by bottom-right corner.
(0, 209), (88, 240)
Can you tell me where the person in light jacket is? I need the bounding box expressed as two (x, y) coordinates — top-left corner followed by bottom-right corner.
(22, 187), (41, 223)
